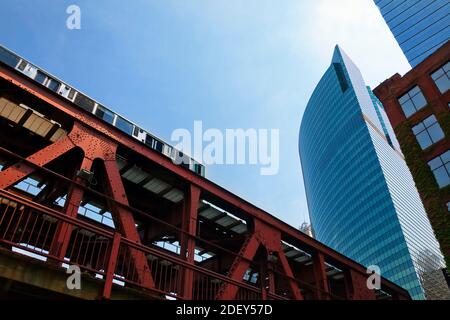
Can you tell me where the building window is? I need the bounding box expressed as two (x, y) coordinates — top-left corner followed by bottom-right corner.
(398, 86), (427, 118)
(431, 61), (450, 94)
(428, 150), (450, 188)
(412, 115), (445, 149)
(447, 202), (450, 212)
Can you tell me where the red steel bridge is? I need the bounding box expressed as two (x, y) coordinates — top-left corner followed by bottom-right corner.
(0, 51), (410, 300)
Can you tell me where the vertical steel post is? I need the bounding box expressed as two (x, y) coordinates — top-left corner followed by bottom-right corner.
(103, 232), (121, 299)
(179, 184), (200, 299)
(312, 252), (330, 299)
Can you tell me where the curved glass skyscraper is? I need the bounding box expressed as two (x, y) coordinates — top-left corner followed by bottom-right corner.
(299, 46), (449, 299)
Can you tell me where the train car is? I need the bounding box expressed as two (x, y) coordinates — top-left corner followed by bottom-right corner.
(0, 44), (205, 177)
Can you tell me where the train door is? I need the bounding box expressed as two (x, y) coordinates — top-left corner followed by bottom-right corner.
(133, 127), (147, 143)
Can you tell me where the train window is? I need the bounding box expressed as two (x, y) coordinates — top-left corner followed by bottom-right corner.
(17, 60), (27, 71)
(47, 78), (60, 92)
(74, 93), (96, 112)
(35, 71), (47, 84)
(115, 116), (133, 135)
(0, 46), (20, 67)
(95, 105), (115, 124)
(145, 135), (163, 153)
(67, 88), (76, 100)
(145, 135), (153, 147)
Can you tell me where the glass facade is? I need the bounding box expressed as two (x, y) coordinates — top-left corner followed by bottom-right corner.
(374, 0), (450, 67)
(299, 46), (448, 299)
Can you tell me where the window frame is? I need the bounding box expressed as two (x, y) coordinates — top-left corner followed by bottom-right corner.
(411, 114), (445, 150)
(428, 150), (450, 188)
(431, 61), (450, 94)
(398, 85), (427, 118)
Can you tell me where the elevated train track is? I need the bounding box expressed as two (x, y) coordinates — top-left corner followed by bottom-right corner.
(0, 45), (409, 300)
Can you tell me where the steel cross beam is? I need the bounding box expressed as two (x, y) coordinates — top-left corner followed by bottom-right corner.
(0, 122), (154, 288)
(216, 220), (303, 300)
(215, 233), (260, 300)
(49, 156), (93, 259)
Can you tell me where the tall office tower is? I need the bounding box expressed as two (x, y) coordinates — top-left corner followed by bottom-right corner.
(299, 45), (449, 299)
(374, 0), (450, 67)
(374, 41), (450, 271)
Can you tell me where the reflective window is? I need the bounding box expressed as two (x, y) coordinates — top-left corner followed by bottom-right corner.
(115, 116), (133, 135)
(0, 46), (20, 67)
(428, 150), (450, 188)
(145, 135), (163, 153)
(95, 105), (115, 124)
(431, 61), (450, 93)
(412, 115), (444, 149)
(47, 78), (60, 92)
(398, 86), (427, 118)
(35, 71), (47, 84)
(74, 93), (95, 112)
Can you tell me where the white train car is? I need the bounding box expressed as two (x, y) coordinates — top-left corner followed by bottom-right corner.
(0, 45), (205, 177)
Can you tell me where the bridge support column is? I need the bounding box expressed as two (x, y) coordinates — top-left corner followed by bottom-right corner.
(312, 252), (330, 299)
(179, 184), (200, 299)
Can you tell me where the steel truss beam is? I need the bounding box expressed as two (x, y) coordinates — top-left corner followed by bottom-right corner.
(0, 122), (154, 288)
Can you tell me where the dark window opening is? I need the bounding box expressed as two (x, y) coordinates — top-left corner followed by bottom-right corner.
(47, 78), (60, 92)
(74, 93), (96, 112)
(115, 116), (133, 135)
(0, 46), (20, 67)
(35, 71), (47, 84)
(333, 63), (349, 92)
(94, 105), (115, 124)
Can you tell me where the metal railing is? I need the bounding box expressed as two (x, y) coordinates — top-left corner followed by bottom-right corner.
(0, 189), (268, 300)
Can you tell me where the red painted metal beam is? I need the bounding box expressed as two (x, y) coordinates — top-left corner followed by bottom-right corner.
(103, 232), (121, 299)
(277, 250), (303, 300)
(0, 128), (76, 190)
(216, 233), (260, 300)
(179, 185), (200, 299)
(345, 269), (376, 300)
(49, 157), (92, 258)
(102, 158), (154, 289)
(312, 252), (330, 300)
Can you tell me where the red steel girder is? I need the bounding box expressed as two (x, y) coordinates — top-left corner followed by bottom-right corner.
(0, 121), (154, 289)
(216, 219), (303, 300)
(179, 185), (201, 299)
(312, 252), (330, 300)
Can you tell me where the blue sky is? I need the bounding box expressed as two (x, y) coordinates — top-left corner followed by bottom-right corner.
(0, 0), (410, 228)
